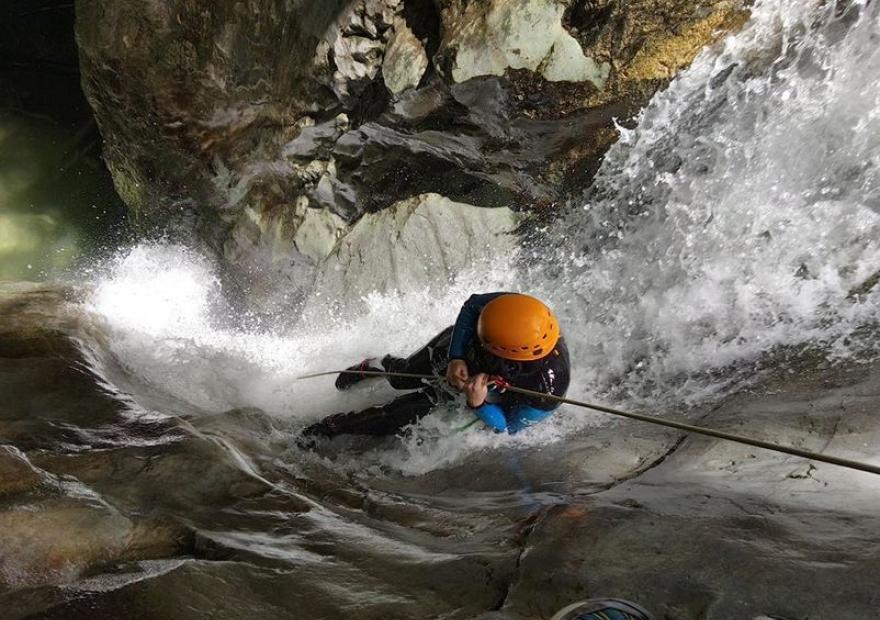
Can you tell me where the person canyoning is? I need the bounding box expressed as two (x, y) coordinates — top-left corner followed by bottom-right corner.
(302, 292), (571, 439)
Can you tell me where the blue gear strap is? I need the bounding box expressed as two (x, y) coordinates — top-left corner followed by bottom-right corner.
(474, 402), (508, 432)
(447, 292), (508, 359)
(506, 405), (554, 434)
(474, 403), (555, 434)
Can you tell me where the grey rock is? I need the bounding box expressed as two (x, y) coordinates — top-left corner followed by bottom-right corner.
(282, 114), (350, 161)
(498, 362), (880, 619)
(383, 18), (429, 94)
(440, 0), (610, 86)
(74, 0), (749, 310)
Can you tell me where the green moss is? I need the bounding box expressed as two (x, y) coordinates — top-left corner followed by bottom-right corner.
(0, 113), (127, 280)
(107, 163), (146, 223)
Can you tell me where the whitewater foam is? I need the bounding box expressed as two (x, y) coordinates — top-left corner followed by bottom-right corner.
(533, 0), (880, 407)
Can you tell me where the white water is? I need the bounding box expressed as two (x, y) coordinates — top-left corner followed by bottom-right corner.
(537, 0), (880, 406)
(81, 0), (880, 475)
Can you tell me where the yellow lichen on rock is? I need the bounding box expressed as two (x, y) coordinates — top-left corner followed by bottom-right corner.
(620, 6), (751, 82)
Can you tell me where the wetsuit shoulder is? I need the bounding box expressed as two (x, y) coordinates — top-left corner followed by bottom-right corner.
(448, 292), (510, 360)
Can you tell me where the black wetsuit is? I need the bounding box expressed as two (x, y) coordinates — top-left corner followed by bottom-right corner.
(303, 292), (570, 438)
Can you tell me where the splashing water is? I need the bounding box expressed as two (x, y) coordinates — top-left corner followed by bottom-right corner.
(536, 0), (880, 407)
(82, 242), (542, 474)
(81, 0), (880, 474)
(82, 243), (528, 448)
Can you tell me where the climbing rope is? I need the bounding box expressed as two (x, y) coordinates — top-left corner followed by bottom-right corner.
(296, 369), (439, 382)
(296, 368), (880, 477)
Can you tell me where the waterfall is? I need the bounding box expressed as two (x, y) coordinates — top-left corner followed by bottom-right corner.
(538, 0), (880, 407)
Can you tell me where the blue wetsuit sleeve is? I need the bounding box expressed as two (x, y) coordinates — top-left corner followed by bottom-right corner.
(448, 292), (508, 359)
(505, 405), (555, 434)
(474, 402), (508, 432)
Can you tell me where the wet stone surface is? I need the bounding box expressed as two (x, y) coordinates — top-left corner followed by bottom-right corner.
(500, 363), (880, 619)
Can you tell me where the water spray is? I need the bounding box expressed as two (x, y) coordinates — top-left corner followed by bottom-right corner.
(297, 368), (880, 477)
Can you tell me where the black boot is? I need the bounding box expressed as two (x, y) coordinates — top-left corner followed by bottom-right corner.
(334, 358), (384, 390)
(300, 390), (441, 443)
(298, 412), (349, 448)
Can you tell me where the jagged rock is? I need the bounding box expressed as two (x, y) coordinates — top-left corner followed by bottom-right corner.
(383, 18), (429, 94)
(441, 0), (610, 86)
(315, 0), (404, 105)
(75, 0), (749, 310)
(331, 35), (385, 101)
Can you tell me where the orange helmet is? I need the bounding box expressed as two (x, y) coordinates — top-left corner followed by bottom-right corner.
(477, 294), (560, 361)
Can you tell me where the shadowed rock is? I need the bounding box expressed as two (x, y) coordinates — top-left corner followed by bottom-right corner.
(0, 445), (42, 497)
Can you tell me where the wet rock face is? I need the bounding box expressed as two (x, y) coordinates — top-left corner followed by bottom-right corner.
(5, 285), (880, 618)
(498, 363), (880, 620)
(0, 284), (194, 592)
(76, 0), (748, 304)
(304, 192), (519, 317)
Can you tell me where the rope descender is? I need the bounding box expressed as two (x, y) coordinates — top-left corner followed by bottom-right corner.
(490, 375), (509, 393)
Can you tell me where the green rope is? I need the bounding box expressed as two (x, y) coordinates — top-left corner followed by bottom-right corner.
(454, 418), (482, 433)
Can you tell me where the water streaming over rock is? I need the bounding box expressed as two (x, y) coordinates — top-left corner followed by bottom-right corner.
(536, 0), (880, 406)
